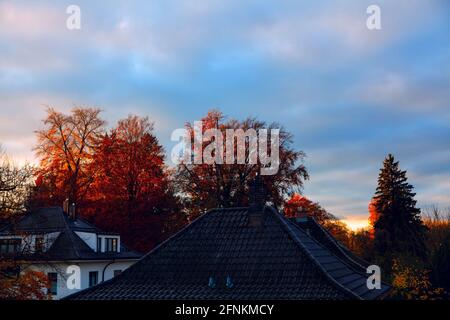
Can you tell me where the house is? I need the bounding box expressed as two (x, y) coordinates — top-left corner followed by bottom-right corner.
(0, 206), (142, 299)
(67, 177), (391, 300)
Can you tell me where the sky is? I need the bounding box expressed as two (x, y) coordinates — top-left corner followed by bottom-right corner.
(1, 0), (449, 230)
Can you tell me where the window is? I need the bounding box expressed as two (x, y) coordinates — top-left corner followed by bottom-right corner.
(1, 265), (20, 278)
(105, 238), (118, 252)
(113, 270), (122, 277)
(97, 237), (102, 252)
(89, 271), (98, 287)
(48, 273), (58, 295)
(0, 239), (21, 254)
(35, 236), (44, 253)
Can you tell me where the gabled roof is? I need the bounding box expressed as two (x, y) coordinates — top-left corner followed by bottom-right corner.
(0, 207), (142, 262)
(67, 206), (391, 300)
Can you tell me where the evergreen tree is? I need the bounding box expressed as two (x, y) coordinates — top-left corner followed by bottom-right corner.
(373, 154), (428, 263)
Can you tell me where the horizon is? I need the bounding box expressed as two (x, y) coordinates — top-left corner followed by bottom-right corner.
(1, 0), (450, 229)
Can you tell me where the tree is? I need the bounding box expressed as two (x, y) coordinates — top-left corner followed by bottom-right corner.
(431, 234), (450, 293)
(423, 206), (450, 292)
(86, 115), (183, 252)
(348, 228), (374, 262)
(391, 258), (446, 300)
(175, 110), (308, 220)
(368, 197), (380, 239)
(0, 147), (50, 299)
(373, 154), (428, 264)
(33, 107), (105, 209)
(0, 146), (33, 224)
(0, 260), (51, 300)
(284, 193), (333, 223)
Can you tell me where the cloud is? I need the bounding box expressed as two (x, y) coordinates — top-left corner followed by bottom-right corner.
(0, 0), (449, 218)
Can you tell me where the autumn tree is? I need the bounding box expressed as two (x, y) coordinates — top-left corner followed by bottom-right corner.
(33, 107), (105, 209)
(284, 193), (334, 223)
(86, 115), (183, 251)
(368, 197), (380, 239)
(175, 110), (308, 220)
(373, 154), (428, 265)
(0, 261), (51, 300)
(348, 228), (374, 262)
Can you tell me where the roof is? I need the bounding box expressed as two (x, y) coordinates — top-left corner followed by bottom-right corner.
(0, 207), (142, 261)
(0, 207), (115, 234)
(67, 206), (391, 300)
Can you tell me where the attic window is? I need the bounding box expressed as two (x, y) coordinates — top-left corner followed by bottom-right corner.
(226, 275), (234, 289)
(35, 236), (44, 253)
(0, 238), (21, 254)
(105, 238), (118, 252)
(208, 276), (216, 288)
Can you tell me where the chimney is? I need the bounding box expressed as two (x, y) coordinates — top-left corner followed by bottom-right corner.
(247, 175), (266, 227)
(69, 202), (76, 220)
(63, 198), (76, 220)
(295, 206), (308, 223)
(63, 198), (70, 214)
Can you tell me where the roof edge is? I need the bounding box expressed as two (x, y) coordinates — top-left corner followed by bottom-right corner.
(267, 206), (363, 300)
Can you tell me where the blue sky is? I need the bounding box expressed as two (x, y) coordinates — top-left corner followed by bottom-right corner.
(1, 0), (449, 227)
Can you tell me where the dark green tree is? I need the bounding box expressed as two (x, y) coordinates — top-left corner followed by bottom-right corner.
(373, 154), (428, 264)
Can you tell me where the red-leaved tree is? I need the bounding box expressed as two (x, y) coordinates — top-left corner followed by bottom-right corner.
(86, 115), (183, 252)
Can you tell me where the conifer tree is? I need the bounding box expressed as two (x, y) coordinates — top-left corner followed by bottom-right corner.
(373, 154), (427, 262)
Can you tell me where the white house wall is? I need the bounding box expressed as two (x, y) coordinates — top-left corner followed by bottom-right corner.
(30, 260), (137, 300)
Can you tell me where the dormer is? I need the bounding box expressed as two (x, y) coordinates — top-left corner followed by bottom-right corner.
(96, 234), (120, 253)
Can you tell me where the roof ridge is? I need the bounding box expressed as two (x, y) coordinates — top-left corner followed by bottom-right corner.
(307, 217), (368, 271)
(287, 220), (375, 280)
(267, 206), (362, 300)
(300, 219), (392, 298)
(60, 210), (82, 259)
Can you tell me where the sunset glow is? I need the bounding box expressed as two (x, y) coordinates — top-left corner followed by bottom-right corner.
(342, 217), (370, 231)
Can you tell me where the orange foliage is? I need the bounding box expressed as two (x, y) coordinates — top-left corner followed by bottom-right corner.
(391, 259), (446, 300)
(368, 197), (380, 238)
(0, 262), (51, 300)
(32, 110), (182, 252)
(284, 193), (332, 223)
(85, 115), (181, 252)
(33, 107), (105, 207)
